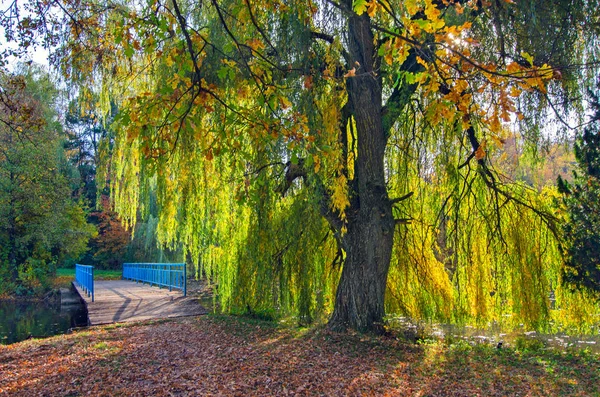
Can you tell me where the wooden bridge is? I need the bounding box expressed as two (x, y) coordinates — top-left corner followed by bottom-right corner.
(73, 263), (206, 326)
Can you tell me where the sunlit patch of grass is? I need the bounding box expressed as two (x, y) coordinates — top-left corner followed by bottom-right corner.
(515, 336), (546, 352)
(72, 330), (92, 339)
(93, 341), (109, 350)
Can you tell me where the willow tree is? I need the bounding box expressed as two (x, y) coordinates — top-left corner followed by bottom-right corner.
(21, 0), (597, 331)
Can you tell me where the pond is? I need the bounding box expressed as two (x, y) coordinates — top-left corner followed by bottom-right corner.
(388, 317), (600, 354)
(0, 299), (88, 345)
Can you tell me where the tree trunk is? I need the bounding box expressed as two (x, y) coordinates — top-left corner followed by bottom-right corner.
(7, 168), (19, 283)
(328, 13), (395, 333)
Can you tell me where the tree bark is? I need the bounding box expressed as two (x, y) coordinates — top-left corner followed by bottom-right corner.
(328, 13), (395, 333)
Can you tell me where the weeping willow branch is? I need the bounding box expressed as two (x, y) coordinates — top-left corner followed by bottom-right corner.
(277, 158), (345, 241)
(461, 116), (560, 239)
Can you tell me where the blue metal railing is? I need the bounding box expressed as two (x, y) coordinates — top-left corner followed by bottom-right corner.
(75, 264), (94, 302)
(122, 263), (187, 296)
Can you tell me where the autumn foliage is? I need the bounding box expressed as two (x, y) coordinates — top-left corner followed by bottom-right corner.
(1, 0), (599, 331)
(81, 196), (131, 270)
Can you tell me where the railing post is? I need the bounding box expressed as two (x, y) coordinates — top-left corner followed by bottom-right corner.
(183, 262), (187, 297)
(75, 264), (94, 302)
(91, 266), (95, 302)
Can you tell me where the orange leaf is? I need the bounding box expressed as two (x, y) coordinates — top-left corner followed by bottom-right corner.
(367, 1), (377, 17)
(474, 145), (486, 160)
(474, 140), (487, 160)
(304, 75), (313, 89)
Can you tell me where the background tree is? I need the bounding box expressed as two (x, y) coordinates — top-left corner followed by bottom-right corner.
(64, 95), (112, 207)
(558, 78), (600, 294)
(0, 65), (96, 294)
(77, 195), (129, 270)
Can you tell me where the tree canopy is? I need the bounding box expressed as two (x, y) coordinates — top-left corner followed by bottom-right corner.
(3, 0), (600, 330)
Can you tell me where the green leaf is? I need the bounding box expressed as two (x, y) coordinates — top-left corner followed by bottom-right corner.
(218, 66), (229, 81)
(353, 0), (369, 15)
(124, 45), (134, 58)
(414, 19), (431, 30)
(521, 51), (534, 66)
(290, 152), (299, 164)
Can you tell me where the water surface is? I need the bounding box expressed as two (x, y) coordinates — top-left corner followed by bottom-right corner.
(0, 299), (88, 345)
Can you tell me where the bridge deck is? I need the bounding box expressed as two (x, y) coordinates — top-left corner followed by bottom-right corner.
(73, 280), (206, 325)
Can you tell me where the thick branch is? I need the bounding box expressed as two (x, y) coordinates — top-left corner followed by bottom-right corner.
(390, 191), (414, 204)
(172, 0), (202, 79)
(381, 51), (424, 137)
(278, 159), (345, 235)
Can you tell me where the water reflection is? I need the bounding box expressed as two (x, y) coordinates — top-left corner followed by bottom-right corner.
(0, 300), (88, 345)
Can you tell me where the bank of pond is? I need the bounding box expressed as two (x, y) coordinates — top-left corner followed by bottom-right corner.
(2, 292), (599, 354)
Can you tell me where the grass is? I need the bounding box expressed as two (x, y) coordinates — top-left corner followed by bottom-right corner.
(56, 268), (122, 280)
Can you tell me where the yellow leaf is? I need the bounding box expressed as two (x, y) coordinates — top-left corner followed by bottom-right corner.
(509, 86), (521, 97)
(396, 44), (410, 65)
(490, 115), (501, 132)
(344, 67), (356, 78)
(491, 135), (506, 147)
(538, 64), (554, 79)
(424, 0), (441, 20)
(247, 38), (265, 51)
(279, 96), (292, 109)
(405, 0), (420, 16)
(506, 62), (521, 75)
(354, 0), (368, 15)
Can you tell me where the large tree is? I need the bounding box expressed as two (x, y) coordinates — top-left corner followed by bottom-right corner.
(7, 0), (598, 330)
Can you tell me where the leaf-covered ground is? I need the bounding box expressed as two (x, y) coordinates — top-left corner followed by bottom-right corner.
(1, 315), (598, 396)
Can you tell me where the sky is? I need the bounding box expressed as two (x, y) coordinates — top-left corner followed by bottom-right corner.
(1, 0), (50, 71)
